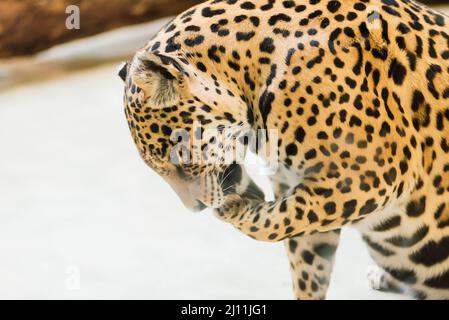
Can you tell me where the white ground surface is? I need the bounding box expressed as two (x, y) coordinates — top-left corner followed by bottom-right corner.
(0, 65), (407, 300)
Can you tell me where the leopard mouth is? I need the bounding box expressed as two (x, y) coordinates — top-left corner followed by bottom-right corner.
(219, 163), (243, 196)
(192, 200), (207, 212)
(242, 180), (265, 201)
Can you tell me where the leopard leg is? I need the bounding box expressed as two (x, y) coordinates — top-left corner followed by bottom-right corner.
(271, 176), (341, 300)
(216, 155), (417, 241)
(285, 230), (341, 300)
(365, 265), (402, 293)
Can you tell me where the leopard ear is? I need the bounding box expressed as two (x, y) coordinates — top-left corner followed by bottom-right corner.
(117, 62), (128, 82)
(129, 50), (185, 108)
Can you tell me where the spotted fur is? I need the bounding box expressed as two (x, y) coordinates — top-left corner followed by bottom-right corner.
(120, 0), (449, 299)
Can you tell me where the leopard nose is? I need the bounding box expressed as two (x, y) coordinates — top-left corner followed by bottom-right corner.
(193, 200), (207, 212)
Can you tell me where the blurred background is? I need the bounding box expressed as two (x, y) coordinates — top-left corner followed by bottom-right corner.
(0, 0), (446, 299)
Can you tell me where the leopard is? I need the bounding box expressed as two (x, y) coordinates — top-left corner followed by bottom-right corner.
(118, 0), (449, 299)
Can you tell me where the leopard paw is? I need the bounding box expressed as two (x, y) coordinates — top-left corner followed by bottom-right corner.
(366, 265), (389, 291)
(215, 194), (247, 221)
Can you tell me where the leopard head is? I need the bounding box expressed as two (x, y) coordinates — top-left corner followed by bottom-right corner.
(119, 50), (264, 211)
